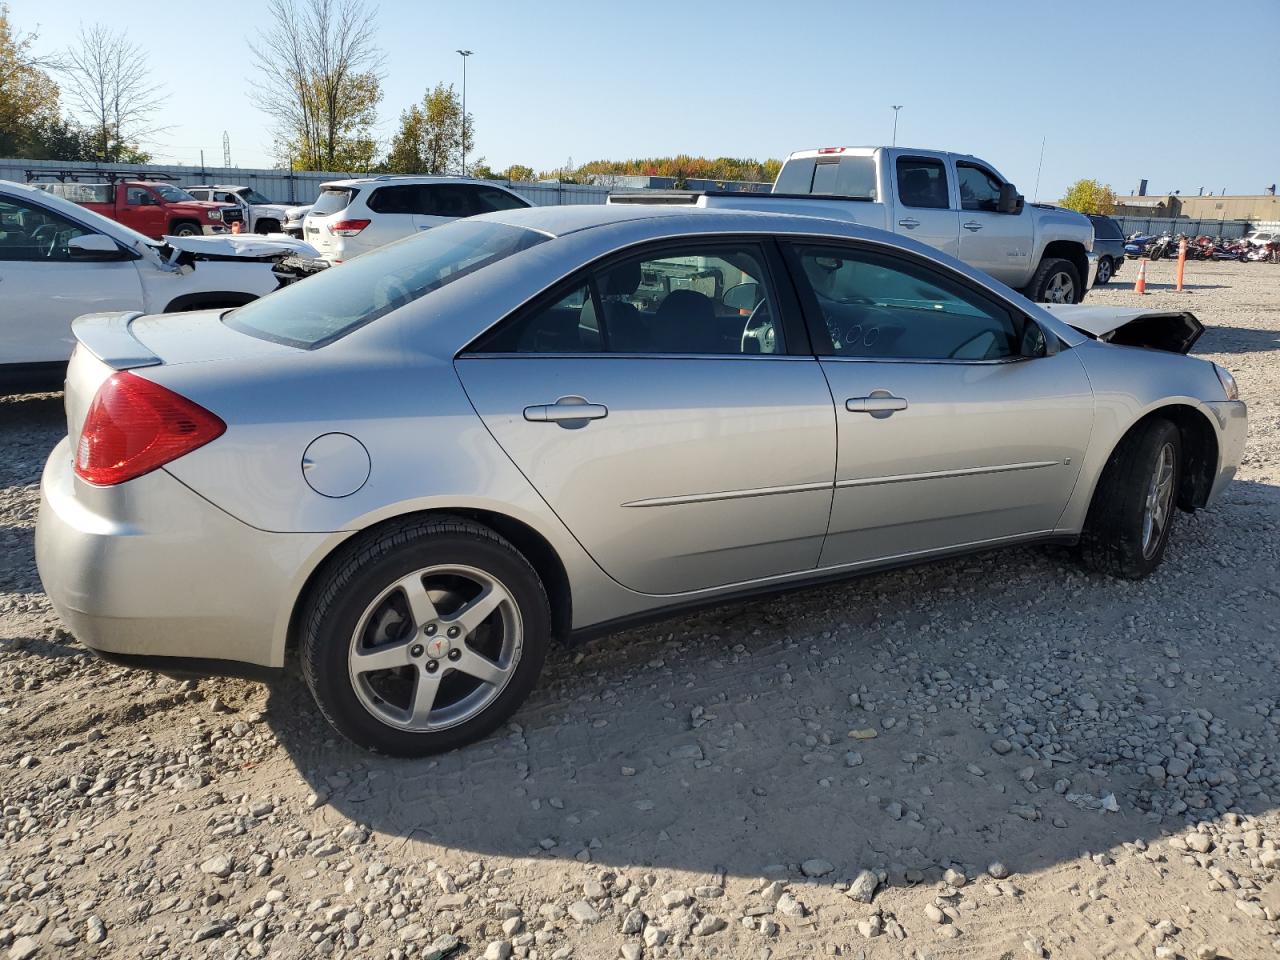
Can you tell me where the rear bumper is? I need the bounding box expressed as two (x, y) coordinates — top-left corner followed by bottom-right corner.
(1204, 400), (1248, 506)
(35, 438), (328, 673)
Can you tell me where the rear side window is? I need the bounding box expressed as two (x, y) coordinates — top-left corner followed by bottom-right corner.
(311, 188), (357, 217)
(896, 157), (950, 209)
(470, 186), (530, 213)
(1090, 216), (1123, 240)
(224, 220), (548, 348)
(366, 185), (419, 214)
(419, 185), (472, 217)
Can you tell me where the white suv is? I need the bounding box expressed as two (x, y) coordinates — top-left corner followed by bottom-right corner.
(303, 176), (531, 263)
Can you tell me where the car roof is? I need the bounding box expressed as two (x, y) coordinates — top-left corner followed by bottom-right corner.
(187, 184), (249, 190)
(318, 176), (517, 189)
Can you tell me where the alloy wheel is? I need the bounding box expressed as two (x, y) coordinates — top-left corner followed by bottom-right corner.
(1045, 271), (1076, 303)
(1141, 442), (1176, 559)
(347, 564), (522, 731)
(1097, 258), (1112, 283)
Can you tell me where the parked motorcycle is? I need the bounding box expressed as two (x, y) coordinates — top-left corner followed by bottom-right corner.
(1125, 233), (1155, 259)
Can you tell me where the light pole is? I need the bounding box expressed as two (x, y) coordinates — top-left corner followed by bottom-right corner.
(456, 49), (473, 175)
(891, 105), (903, 146)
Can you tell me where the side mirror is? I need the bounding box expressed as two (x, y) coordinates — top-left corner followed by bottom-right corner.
(722, 281), (761, 312)
(998, 183), (1024, 215)
(67, 234), (126, 261)
(1020, 320), (1049, 359)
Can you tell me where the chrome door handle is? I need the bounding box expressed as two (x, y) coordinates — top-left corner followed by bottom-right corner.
(524, 396), (608, 425)
(897, 218), (920, 229)
(846, 395), (908, 414)
(963, 221), (983, 232)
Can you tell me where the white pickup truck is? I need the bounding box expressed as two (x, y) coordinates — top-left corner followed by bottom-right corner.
(611, 146), (1097, 304)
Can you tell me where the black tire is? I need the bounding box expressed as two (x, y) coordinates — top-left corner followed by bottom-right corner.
(1095, 256), (1113, 285)
(1079, 419), (1182, 579)
(300, 517), (551, 756)
(170, 221), (201, 237)
(1025, 257), (1082, 304)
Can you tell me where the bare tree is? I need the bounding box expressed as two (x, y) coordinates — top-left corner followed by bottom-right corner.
(59, 22), (166, 161)
(250, 0), (383, 171)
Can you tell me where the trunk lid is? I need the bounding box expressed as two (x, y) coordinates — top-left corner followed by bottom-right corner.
(1041, 304), (1204, 355)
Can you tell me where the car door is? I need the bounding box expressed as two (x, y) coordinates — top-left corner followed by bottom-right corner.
(781, 239), (1094, 568)
(954, 160), (1032, 287)
(124, 186), (166, 238)
(362, 184), (422, 250)
(0, 193), (142, 365)
(454, 237), (837, 596)
(891, 155), (959, 258)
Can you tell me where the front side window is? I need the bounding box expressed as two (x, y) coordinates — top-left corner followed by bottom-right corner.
(225, 220), (548, 348)
(152, 184), (197, 203)
(0, 196), (92, 261)
(125, 187), (150, 205)
(957, 163), (1003, 212)
(476, 242), (782, 356)
(896, 157), (950, 209)
(791, 243), (1033, 361)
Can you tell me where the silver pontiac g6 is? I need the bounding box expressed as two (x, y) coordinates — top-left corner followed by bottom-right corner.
(36, 205), (1247, 755)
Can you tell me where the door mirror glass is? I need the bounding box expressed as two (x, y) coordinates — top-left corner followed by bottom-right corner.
(722, 281), (761, 312)
(998, 183), (1023, 215)
(67, 234), (123, 260)
(1019, 320), (1048, 358)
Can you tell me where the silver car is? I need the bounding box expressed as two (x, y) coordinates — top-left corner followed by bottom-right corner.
(36, 205), (1247, 755)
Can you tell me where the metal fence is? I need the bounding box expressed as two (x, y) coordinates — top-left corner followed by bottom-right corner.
(1113, 215), (1254, 239)
(0, 157), (612, 207)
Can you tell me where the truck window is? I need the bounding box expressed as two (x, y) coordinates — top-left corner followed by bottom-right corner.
(956, 163), (1003, 212)
(774, 156), (876, 199)
(125, 187), (150, 205)
(152, 184), (197, 203)
(896, 157), (949, 209)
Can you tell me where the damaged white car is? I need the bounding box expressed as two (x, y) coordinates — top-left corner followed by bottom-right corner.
(1, 180), (318, 393)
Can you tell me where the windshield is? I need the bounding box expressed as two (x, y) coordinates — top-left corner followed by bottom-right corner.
(153, 184), (197, 203)
(224, 219), (549, 348)
(310, 187), (356, 216)
(241, 188), (274, 204)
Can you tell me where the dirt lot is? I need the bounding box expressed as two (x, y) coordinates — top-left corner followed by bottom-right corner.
(2, 258), (1279, 960)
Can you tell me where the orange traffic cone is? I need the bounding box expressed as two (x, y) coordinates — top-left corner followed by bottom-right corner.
(1134, 258), (1147, 294)
(231, 219), (242, 234)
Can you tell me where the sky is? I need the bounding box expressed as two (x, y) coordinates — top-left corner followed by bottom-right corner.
(11, 0), (1280, 200)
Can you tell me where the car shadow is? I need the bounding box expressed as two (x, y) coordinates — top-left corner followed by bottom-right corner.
(1195, 325), (1280, 355)
(263, 478), (1280, 883)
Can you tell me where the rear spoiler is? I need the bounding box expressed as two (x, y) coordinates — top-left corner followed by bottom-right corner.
(71, 312), (160, 370)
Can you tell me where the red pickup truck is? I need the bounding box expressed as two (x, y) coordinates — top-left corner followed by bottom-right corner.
(36, 180), (236, 239)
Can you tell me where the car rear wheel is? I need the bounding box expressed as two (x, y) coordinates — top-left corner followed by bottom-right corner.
(1095, 256), (1113, 284)
(1027, 257), (1081, 304)
(300, 517), (550, 756)
(1079, 419), (1181, 579)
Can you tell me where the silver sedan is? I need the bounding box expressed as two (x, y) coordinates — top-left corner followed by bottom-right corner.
(36, 205), (1247, 755)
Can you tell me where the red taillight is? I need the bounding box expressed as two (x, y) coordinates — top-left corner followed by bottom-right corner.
(74, 372), (225, 486)
(817, 146), (846, 154)
(328, 219), (371, 237)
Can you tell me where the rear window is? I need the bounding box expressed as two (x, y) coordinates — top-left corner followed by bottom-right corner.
(774, 155), (876, 199)
(1090, 216), (1123, 240)
(223, 220), (549, 348)
(311, 187), (357, 217)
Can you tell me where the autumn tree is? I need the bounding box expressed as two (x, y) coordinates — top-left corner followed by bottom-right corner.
(0, 4), (63, 156)
(1060, 179), (1117, 216)
(503, 163), (535, 182)
(59, 22), (165, 161)
(383, 83), (472, 175)
(251, 0), (383, 171)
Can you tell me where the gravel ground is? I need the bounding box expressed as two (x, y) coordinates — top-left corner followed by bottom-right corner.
(2, 258), (1279, 960)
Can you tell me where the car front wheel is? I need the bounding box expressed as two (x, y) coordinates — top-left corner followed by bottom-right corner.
(1079, 419), (1181, 579)
(301, 517), (550, 756)
(1027, 257), (1082, 304)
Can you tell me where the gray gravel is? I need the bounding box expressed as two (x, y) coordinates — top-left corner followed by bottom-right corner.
(1, 258), (1278, 958)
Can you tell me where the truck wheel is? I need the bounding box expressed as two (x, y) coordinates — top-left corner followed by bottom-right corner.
(254, 219), (281, 235)
(1095, 257), (1113, 284)
(171, 221), (201, 237)
(1026, 257), (1081, 304)
(1079, 419), (1181, 580)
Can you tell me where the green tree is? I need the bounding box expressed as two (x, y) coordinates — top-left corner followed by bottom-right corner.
(251, 0), (384, 171)
(1060, 179), (1117, 216)
(504, 163), (535, 182)
(0, 3), (62, 157)
(383, 83), (472, 175)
